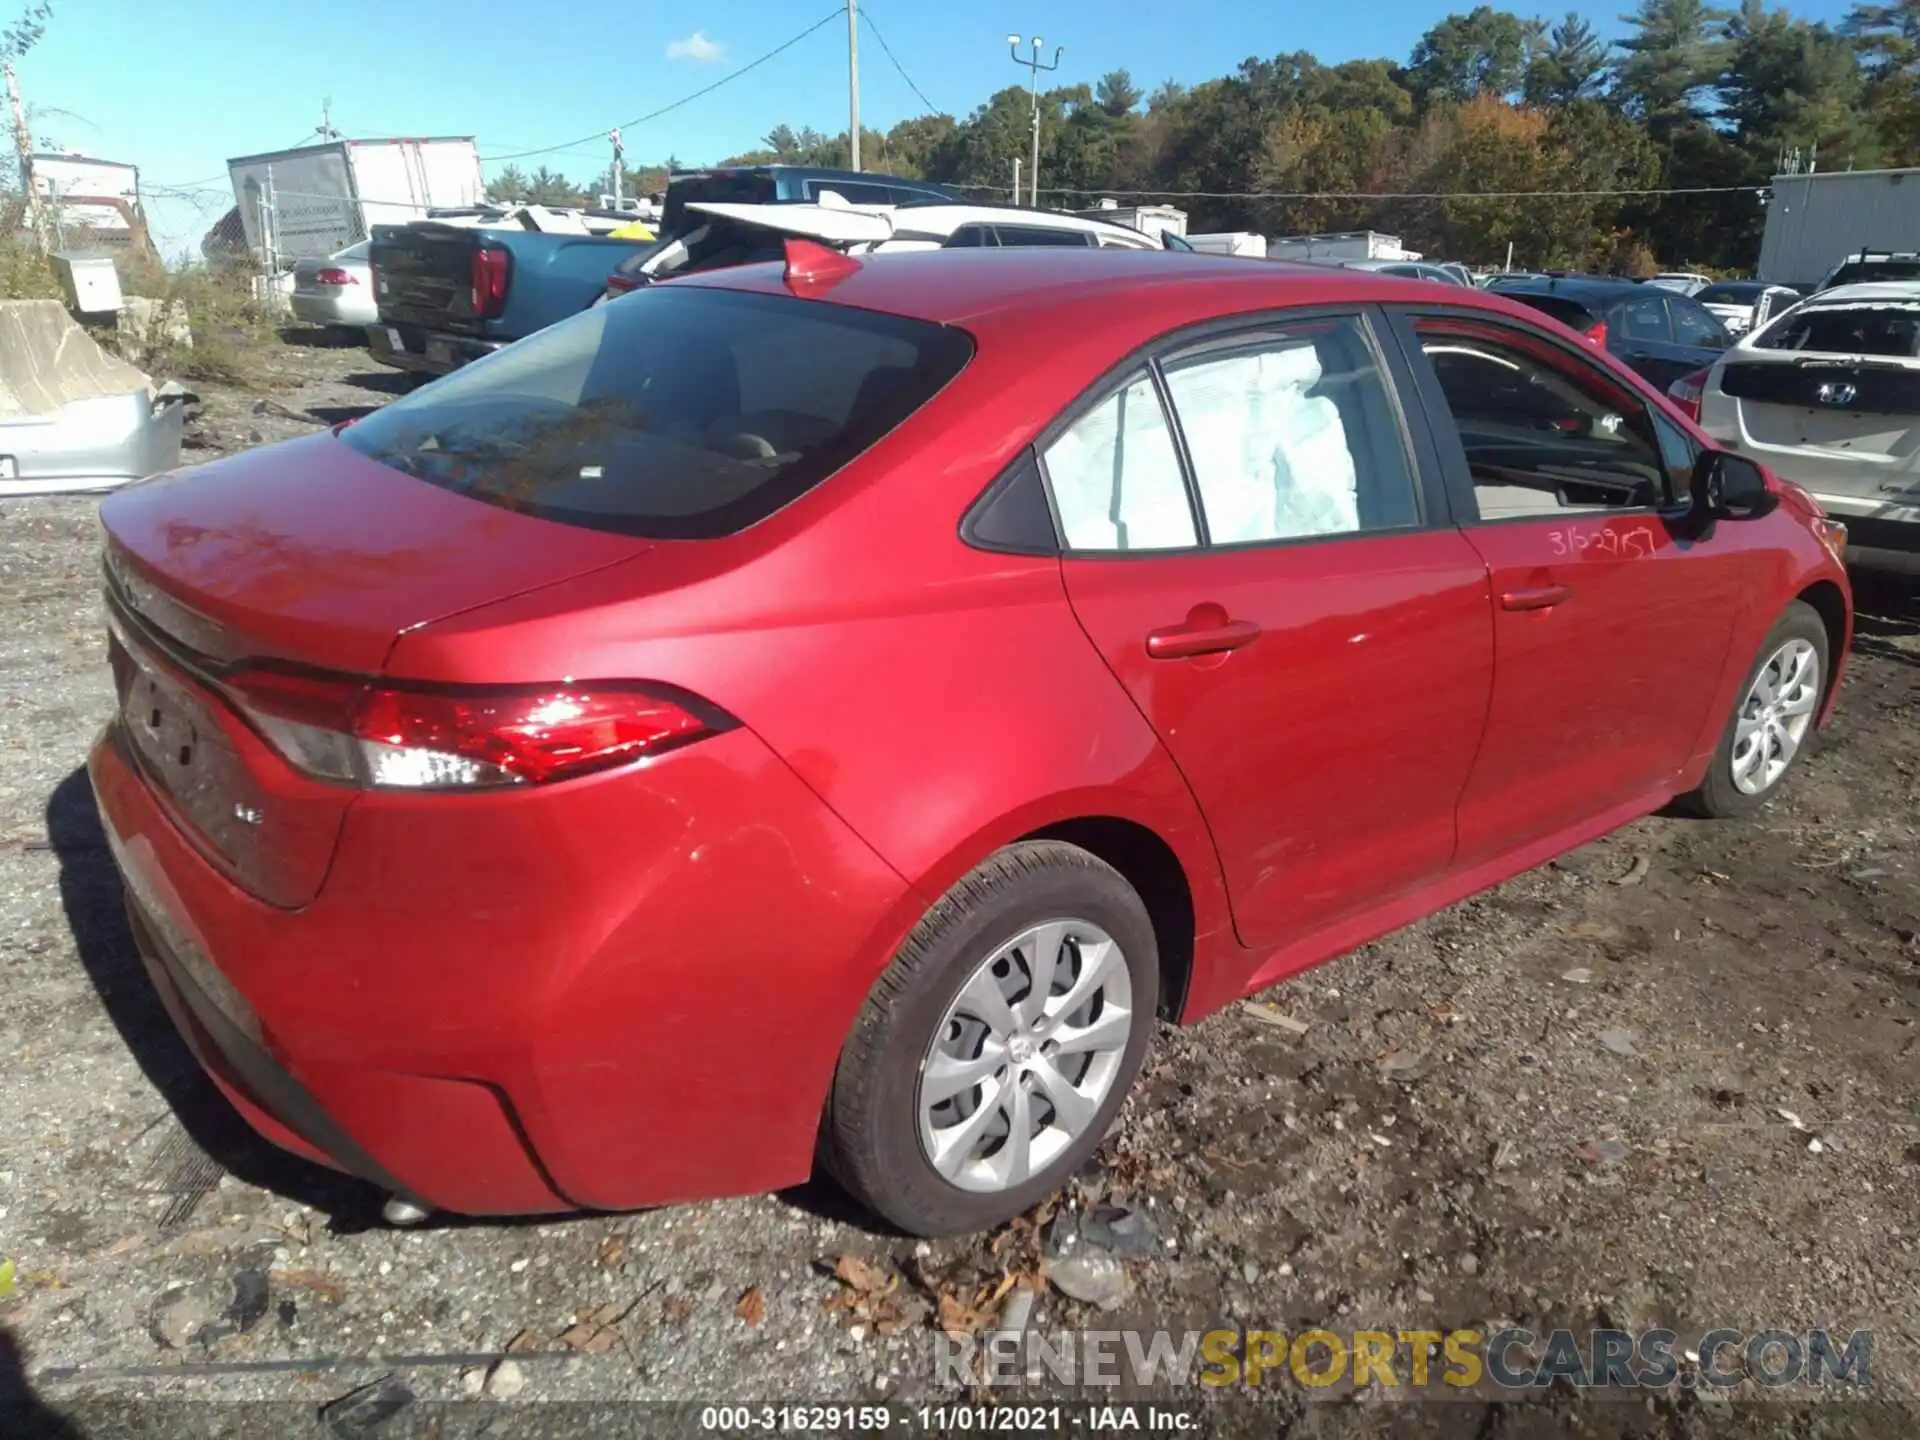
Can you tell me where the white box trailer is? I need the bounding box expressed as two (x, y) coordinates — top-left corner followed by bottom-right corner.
(1185, 231), (1269, 258)
(1071, 201), (1188, 240)
(1269, 230), (1418, 262)
(1757, 168), (1920, 288)
(226, 137), (485, 265)
(26, 153), (144, 247)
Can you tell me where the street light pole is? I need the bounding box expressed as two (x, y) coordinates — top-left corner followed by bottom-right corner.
(1007, 34), (1063, 207)
(848, 0), (862, 171)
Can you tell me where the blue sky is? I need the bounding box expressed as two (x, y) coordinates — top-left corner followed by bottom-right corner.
(19, 0), (1861, 258)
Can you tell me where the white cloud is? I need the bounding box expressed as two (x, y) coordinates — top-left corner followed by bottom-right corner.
(665, 31), (725, 63)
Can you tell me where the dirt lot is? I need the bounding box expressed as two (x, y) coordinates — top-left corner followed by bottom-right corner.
(0, 334), (1916, 1438)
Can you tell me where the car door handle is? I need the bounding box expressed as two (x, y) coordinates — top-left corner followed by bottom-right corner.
(1500, 584), (1573, 611)
(1146, 612), (1262, 659)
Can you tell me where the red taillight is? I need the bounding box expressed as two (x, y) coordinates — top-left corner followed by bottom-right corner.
(217, 670), (722, 789)
(605, 272), (640, 294)
(470, 247), (511, 319)
(315, 267), (357, 286)
(1668, 366), (1712, 422)
(1583, 318), (1608, 347)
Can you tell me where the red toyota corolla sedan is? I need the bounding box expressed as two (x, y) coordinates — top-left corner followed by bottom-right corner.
(89, 244), (1852, 1236)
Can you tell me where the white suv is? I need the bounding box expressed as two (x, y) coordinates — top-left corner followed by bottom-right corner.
(1688, 281), (1920, 572)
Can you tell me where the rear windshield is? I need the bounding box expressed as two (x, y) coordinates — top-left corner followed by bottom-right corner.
(1695, 282), (1761, 304)
(339, 285), (974, 539)
(1752, 301), (1920, 358)
(662, 172), (777, 235)
(1823, 258), (1920, 289)
(1504, 293), (1600, 332)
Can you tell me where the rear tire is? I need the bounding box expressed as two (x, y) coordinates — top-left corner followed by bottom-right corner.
(1679, 600), (1827, 818)
(822, 841), (1159, 1237)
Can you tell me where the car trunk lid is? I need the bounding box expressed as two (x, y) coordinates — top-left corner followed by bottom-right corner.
(1713, 349), (1920, 503)
(98, 432), (652, 906)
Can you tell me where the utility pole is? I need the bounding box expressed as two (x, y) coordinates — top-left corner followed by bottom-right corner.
(1007, 34), (1063, 207)
(1012, 157), (1021, 202)
(4, 61), (45, 251)
(847, 0), (861, 171)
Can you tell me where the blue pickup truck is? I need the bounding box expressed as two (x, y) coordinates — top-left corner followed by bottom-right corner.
(364, 224), (646, 376)
(366, 165), (957, 377)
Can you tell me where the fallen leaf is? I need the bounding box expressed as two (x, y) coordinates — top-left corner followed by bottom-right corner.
(1613, 855), (1652, 886)
(734, 1286), (767, 1325)
(1569, 921), (1623, 941)
(505, 1327), (543, 1353)
(557, 1322), (600, 1350)
(597, 1234), (628, 1269)
(1561, 968), (1594, 984)
(0, 1260), (13, 1299)
(1776, 1108), (1807, 1132)
(662, 1294), (693, 1323)
(581, 1328), (619, 1354)
(1240, 1001), (1309, 1034)
(834, 1254), (893, 1295)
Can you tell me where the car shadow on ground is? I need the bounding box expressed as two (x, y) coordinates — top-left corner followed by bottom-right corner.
(0, 1328), (84, 1440)
(1849, 572), (1919, 669)
(44, 767), (389, 1234)
(276, 325), (364, 349)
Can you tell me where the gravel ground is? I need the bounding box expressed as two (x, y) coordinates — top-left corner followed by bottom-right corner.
(0, 335), (1916, 1438)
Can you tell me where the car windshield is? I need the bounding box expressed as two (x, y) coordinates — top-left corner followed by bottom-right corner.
(339, 285), (974, 539)
(1695, 282), (1761, 304)
(1751, 300), (1920, 359)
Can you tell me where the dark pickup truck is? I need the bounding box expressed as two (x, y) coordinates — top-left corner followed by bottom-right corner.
(365, 223), (649, 376)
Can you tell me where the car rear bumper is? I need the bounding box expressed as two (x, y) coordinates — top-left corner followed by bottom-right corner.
(88, 716), (917, 1216)
(364, 323), (501, 375)
(290, 291), (379, 329)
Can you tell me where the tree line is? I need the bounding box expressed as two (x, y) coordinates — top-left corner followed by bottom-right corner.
(488, 0), (1920, 273)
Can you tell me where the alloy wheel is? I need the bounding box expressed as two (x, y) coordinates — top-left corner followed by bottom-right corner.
(1731, 637), (1820, 796)
(916, 919), (1134, 1194)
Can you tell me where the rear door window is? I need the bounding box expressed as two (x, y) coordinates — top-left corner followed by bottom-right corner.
(944, 225), (994, 248)
(1669, 298), (1728, 349)
(807, 180), (896, 205)
(992, 225), (1094, 248)
(338, 286), (973, 539)
(1040, 374), (1197, 551)
(1615, 294), (1674, 343)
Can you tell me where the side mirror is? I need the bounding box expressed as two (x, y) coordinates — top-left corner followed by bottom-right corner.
(1691, 449), (1778, 523)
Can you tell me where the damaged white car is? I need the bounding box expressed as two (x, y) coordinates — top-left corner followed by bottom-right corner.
(1685, 281), (1920, 573)
(0, 300), (190, 496)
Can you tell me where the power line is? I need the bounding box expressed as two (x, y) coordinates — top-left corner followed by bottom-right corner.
(479, 8), (845, 164)
(860, 7), (938, 115)
(945, 182), (1767, 200)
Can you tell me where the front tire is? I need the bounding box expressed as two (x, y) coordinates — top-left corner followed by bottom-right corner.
(1680, 599), (1828, 818)
(823, 842), (1159, 1236)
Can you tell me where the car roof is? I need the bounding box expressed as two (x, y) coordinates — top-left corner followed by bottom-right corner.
(679, 246), (1555, 335)
(1797, 281), (1920, 306)
(1490, 275), (1657, 302)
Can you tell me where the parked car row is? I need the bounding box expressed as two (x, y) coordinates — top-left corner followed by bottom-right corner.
(91, 243), (1854, 1236)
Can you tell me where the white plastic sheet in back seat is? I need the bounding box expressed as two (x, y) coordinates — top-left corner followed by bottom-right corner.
(1164, 341), (1359, 543)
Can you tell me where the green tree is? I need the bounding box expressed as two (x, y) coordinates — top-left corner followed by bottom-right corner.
(1408, 8), (1535, 102)
(1845, 0), (1920, 161)
(484, 164), (531, 203)
(1614, 0), (1728, 129)
(1525, 13), (1611, 103)
(1095, 69), (1144, 115)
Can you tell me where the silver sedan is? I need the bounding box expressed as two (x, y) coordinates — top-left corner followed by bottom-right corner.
(289, 241), (378, 330)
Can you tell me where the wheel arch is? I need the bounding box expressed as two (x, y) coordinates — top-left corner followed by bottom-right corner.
(1793, 577), (1850, 723)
